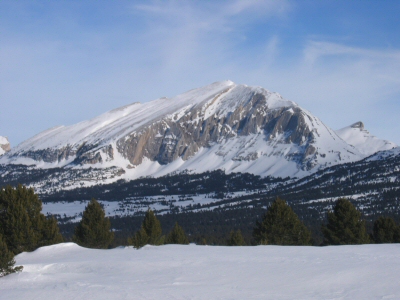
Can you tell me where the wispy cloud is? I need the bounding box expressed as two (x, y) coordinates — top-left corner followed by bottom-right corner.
(1, 0), (399, 145)
(304, 41), (400, 65)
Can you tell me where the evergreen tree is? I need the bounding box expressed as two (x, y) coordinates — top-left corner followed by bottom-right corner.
(227, 230), (246, 246)
(128, 227), (149, 249)
(322, 198), (370, 245)
(39, 216), (64, 247)
(0, 185), (63, 254)
(253, 197), (311, 245)
(165, 222), (189, 245)
(0, 234), (23, 277)
(129, 209), (163, 248)
(73, 199), (114, 249)
(372, 216), (400, 243)
(142, 209), (163, 244)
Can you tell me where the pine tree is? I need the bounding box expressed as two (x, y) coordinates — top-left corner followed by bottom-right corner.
(129, 227), (149, 249)
(0, 184), (63, 254)
(39, 216), (64, 247)
(0, 234), (23, 277)
(372, 216), (400, 243)
(129, 209), (163, 249)
(142, 209), (163, 244)
(322, 198), (370, 245)
(165, 222), (189, 245)
(227, 230), (246, 246)
(253, 197), (311, 245)
(73, 199), (114, 249)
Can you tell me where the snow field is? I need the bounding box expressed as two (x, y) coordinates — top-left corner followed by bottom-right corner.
(1, 243), (400, 300)
(41, 191), (250, 222)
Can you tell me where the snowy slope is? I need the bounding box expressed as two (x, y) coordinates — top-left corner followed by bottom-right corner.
(0, 81), (374, 182)
(6, 81), (237, 152)
(336, 121), (397, 156)
(2, 243), (400, 300)
(366, 146), (400, 161)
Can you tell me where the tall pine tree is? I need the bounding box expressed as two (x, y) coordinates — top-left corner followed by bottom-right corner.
(253, 197), (311, 245)
(0, 184), (63, 254)
(73, 199), (114, 249)
(129, 208), (163, 248)
(322, 198), (370, 245)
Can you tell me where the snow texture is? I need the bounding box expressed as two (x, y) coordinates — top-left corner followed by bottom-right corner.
(2, 243), (400, 300)
(0, 136), (8, 145)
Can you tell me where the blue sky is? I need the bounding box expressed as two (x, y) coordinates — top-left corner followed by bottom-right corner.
(1, 0), (400, 146)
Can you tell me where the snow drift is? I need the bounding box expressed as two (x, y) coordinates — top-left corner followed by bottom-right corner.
(2, 243), (400, 300)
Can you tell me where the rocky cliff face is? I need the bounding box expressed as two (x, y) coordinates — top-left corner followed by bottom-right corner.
(116, 95), (320, 170)
(0, 136), (10, 156)
(0, 81), (372, 180)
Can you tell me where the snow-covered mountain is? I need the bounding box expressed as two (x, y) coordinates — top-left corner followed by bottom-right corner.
(0, 136), (10, 156)
(0, 81), (392, 182)
(336, 121), (397, 156)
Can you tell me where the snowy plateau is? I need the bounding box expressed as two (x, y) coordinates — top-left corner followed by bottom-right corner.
(2, 243), (400, 300)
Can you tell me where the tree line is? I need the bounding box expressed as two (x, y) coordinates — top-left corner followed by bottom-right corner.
(2, 184), (400, 277)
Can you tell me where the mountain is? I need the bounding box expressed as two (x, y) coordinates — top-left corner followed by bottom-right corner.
(1, 81), (399, 242)
(0, 136), (10, 156)
(0, 81), (370, 184)
(336, 121), (397, 156)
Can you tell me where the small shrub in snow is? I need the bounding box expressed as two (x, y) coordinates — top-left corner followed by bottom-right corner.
(166, 222), (189, 245)
(227, 230), (246, 246)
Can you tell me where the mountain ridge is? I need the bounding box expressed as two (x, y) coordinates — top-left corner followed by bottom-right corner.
(0, 81), (396, 185)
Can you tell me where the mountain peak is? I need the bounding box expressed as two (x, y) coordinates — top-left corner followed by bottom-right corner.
(350, 121), (364, 130)
(336, 122), (397, 156)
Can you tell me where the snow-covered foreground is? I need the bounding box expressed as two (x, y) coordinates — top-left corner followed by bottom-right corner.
(2, 243), (400, 300)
